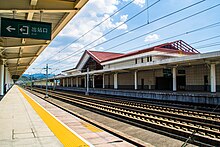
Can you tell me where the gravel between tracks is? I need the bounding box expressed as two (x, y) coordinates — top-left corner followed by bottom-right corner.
(46, 96), (196, 147)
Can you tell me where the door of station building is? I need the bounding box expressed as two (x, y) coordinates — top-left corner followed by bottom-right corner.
(141, 79), (144, 90)
(156, 77), (172, 90)
(204, 75), (208, 91)
(81, 78), (85, 88)
(95, 75), (103, 88)
(177, 76), (186, 91)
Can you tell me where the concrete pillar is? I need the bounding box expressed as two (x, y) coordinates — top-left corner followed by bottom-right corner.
(4, 67), (8, 91)
(71, 77), (73, 87)
(114, 73), (118, 89)
(0, 64), (4, 95)
(103, 74), (105, 89)
(84, 76), (87, 88)
(76, 77), (79, 87)
(66, 78), (68, 87)
(211, 63), (216, 93)
(62, 79), (65, 87)
(134, 71), (138, 90)
(86, 68), (89, 95)
(92, 75), (95, 88)
(172, 67), (177, 92)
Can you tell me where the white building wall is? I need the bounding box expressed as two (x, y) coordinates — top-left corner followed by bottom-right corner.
(104, 59), (135, 69)
(118, 72), (134, 89)
(103, 55), (171, 70)
(104, 74), (114, 88)
(153, 56), (170, 61)
(185, 64), (209, 91)
(138, 70), (157, 89)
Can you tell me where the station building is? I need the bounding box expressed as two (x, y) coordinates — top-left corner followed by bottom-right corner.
(40, 40), (218, 94)
(47, 40), (220, 92)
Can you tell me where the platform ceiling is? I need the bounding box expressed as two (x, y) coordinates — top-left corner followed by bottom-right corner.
(0, 0), (88, 79)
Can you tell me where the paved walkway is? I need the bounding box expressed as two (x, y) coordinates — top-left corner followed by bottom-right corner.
(0, 86), (138, 147)
(0, 86), (62, 147)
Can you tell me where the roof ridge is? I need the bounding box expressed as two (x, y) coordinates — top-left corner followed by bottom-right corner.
(88, 50), (124, 54)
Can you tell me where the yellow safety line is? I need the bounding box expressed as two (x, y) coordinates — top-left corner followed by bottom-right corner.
(80, 122), (103, 133)
(18, 87), (90, 147)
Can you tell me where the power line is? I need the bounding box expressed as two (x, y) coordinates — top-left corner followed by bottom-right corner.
(41, 0), (136, 63)
(103, 3), (220, 52)
(50, 0), (206, 67)
(71, 0), (161, 52)
(190, 34), (220, 45)
(48, 0), (161, 67)
(195, 41), (220, 49)
(91, 0), (206, 49)
(121, 21), (220, 52)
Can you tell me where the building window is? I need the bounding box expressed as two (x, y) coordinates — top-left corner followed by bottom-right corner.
(135, 58), (138, 64)
(147, 56), (152, 62)
(141, 57), (144, 63)
(150, 56), (152, 62)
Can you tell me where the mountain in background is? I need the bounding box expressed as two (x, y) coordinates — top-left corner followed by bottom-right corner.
(20, 73), (55, 81)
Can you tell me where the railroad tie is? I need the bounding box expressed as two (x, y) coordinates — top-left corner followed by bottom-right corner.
(181, 127), (188, 131)
(206, 133), (216, 138)
(173, 125), (180, 129)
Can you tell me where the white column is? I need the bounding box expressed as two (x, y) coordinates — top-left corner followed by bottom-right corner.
(134, 71), (138, 90)
(172, 67), (177, 92)
(103, 74), (105, 89)
(62, 79), (65, 87)
(86, 68), (89, 95)
(114, 73), (118, 89)
(66, 78), (69, 87)
(84, 76), (87, 88)
(76, 77), (79, 87)
(211, 63), (216, 93)
(4, 67), (8, 91)
(71, 77), (73, 87)
(92, 75), (95, 88)
(0, 64), (4, 95)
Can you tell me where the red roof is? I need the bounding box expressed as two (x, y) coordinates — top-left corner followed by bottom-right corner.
(72, 40), (199, 71)
(87, 50), (123, 63)
(102, 40), (200, 62)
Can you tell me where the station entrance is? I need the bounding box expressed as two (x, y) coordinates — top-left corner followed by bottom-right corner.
(156, 76), (186, 91)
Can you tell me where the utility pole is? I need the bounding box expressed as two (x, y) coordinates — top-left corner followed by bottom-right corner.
(147, 0), (149, 24)
(45, 64), (49, 98)
(86, 67), (89, 95)
(30, 73), (32, 91)
(53, 75), (56, 90)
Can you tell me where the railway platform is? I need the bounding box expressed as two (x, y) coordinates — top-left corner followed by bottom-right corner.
(0, 85), (140, 147)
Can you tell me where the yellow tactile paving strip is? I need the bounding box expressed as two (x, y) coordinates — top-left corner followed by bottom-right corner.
(18, 86), (91, 147)
(80, 122), (103, 133)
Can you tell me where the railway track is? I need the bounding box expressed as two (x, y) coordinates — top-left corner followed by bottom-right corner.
(27, 87), (220, 146)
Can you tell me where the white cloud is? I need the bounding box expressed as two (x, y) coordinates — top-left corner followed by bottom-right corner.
(123, 0), (145, 7)
(134, 0), (145, 7)
(27, 0), (130, 74)
(144, 34), (160, 42)
(120, 14), (128, 22)
(60, 0), (128, 44)
(102, 14), (128, 30)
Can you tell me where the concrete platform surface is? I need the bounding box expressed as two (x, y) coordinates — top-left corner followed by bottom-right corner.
(0, 85), (138, 147)
(0, 86), (62, 147)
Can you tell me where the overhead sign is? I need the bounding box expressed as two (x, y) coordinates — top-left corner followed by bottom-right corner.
(12, 75), (20, 80)
(0, 17), (51, 40)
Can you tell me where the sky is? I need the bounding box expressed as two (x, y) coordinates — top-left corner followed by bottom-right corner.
(25, 0), (220, 75)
